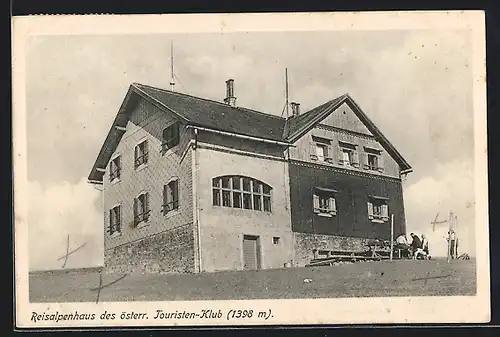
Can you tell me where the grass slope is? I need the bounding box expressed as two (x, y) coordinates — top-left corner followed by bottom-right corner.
(29, 258), (476, 303)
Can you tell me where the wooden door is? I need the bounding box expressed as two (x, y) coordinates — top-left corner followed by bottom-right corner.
(243, 235), (260, 270)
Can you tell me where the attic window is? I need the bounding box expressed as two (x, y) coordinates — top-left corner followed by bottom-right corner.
(311, 136), (333, 163)
(162, 123), (180, 154)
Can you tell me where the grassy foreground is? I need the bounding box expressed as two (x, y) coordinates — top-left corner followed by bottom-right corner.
(29, 258), (476, 303)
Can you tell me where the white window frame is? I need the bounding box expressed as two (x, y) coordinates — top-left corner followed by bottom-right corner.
(367, 196), (389, 223)
(134, 191), (150, 228)
(212, 176), (272, 213)
(163, 178), (180, 215)
(109, 154), (122, 183)
(134, 138), (149, 170)
(313, 188), (337, 217)
(109, 203), (122, 237)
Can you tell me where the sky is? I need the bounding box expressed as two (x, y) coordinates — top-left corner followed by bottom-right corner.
(25, 29), (475, 270)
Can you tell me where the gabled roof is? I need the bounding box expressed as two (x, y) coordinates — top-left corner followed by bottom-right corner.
(88, 83), (412, 183)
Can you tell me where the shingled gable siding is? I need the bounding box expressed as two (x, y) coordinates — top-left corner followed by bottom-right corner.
(195, 138), (293, 272)
(103, 97), (195, 273)
(288, 103), (400, 178)
(288, 161), (406, 239)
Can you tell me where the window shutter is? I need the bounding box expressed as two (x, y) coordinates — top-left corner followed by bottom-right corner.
(145, 193), (150, 213)
(361, 152), (369, 169)
(381, 204), (389, 219)
(313, 194), (320, 213)
(134, 145), (139, 166)
(163, 184), (168, 211)
(133, 197), (138, 223)
(367, 201), (374, 219)
(329, 197), (337, 214)
(310, 140), (318, 161)
(144, 141), (149, 163)
(352, 151), (360, 168)
(325, 144), (333, 162)
(173, 180), (179, 204)
(337, 147), (344, 165)
(377, 154), (385, 172)
(108, 209), (113, 234)
(174, 123), (180, 144)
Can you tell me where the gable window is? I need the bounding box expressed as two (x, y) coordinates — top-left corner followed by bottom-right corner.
(310, 136), (333, 163)
(134, 192), (150, 227)
(313, 187), (337, 217)
(134, 140), (149, 169)
(108, 205), (121, 236)
(367, 196), (389, 222)
(163, 179), (179, 214)
(367, 154), (378, 170)
(363, 147), (384, 172)
(338, 141), (359, 167)
(109, 156), (121, 182)
(212, 175), (272, 212)
(161, 123), (180, 154)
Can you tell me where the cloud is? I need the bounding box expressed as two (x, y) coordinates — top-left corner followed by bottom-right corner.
(403, 159), (475, 257)
(28, 178), (104, 271)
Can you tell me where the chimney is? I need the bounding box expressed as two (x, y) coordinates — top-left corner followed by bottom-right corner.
(224, 79), (237, 106)
(290, 102), (300, 117)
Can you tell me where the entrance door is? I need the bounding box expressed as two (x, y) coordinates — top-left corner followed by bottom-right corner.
(243, 235), (261, 270)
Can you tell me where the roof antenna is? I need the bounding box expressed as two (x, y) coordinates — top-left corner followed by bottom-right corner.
(285, 68), (290, 118)
(170, 41), (176, 91)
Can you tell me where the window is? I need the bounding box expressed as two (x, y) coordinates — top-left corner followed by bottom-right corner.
(273, 237), (280, 244)
(163, 180), (179, 214)
(367, 154), (378, 170)
(313, 188), (337, 217)
(109, 156), (121, 181)
(134, 140), (149, 169)
(108, 205), (121, 236)
(338, 141), (359, 167)
(134, 192), (150, 226)
(161, 123), (180, 154)
(363, 147), (384, 172)
(316, 143), (328, 161)
(212, 175), (272, 212)
(367, 197), (389, 222)
(342, 149), (353, 166)
(310, 136), (332, 162)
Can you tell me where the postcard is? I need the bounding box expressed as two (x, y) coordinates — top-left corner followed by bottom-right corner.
(12, 11), (489, 327)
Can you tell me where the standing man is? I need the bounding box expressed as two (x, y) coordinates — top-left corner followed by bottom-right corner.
(447, 230), (457, 259)
(410, 233), (422, 259)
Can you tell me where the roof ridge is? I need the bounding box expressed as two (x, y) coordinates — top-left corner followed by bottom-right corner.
(132, 82), (284, 120)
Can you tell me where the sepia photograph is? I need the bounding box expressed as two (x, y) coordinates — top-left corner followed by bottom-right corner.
(13, 11), (489, 327)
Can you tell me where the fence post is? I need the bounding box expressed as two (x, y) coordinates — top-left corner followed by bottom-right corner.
(390, 214), (394, 261)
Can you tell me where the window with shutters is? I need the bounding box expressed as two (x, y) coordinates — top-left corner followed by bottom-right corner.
(163, 179), (179, 214)
(313, 187), (337, 217)
(161, 123), (180, 154)
(212, 175), (272, 212)
(363, 146), (384, 172)
(310, 136), (333, 163)
(134, 139), (149, 169)
(367, 197), (389, 222)
(109, 156), (121, 182)
(338, 141), (359, 168)
(134, 192), (150, 227)
(108, 205), (121, 237)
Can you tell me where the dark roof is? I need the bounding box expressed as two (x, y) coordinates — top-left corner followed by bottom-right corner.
(88, 83), (412, 182)
(134, 83), (287, 142)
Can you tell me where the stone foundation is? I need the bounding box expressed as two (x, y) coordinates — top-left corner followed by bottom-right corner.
(293, 232), (370, 267)
(104, 224), (195, 274)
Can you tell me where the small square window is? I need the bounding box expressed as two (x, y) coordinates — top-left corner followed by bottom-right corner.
(273, 237), (280, 244)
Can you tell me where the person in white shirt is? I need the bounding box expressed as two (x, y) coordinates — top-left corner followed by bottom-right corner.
(421, 234), (431, 260)
(394, 233), (410, 258)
